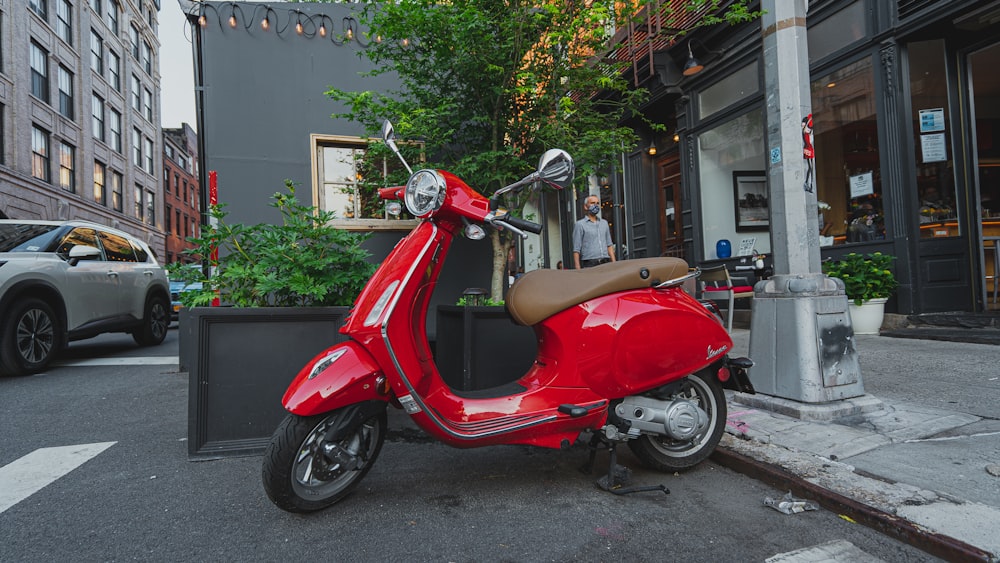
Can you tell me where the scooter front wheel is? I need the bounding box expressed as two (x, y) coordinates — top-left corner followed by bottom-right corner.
(627, 371), (726, 471)
(262, 402), (387, 512)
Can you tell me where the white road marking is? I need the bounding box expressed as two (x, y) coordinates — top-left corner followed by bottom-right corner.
(52, 356), (179, 367)
(766, 540), (883, 562)
(0, 442), (117, 514)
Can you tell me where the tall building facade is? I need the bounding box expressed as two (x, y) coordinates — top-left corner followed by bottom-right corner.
(0, 0), (165, 258)
(162, 123), (199, 264)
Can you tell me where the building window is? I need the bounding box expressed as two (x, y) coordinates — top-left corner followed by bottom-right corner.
(30, 41), (49, 103)
(29, 0), (47, 20)
(130, 24), (140, 59)
(142, 88), (153, 121)
(92, 94), (105, 142)
(90, 0), (101, 16)
(109, 109), (122, 152)
(133, 127), (142, 165)
(90, 30), (103, 74)
(908, 39), (958, 239)
(108, 50), (121, 91)
(165, 205), (172, 232)
(313, 135), (415, 225)
(57, 65), (74, 119)
(131, 74), (141, 111)
(111, 171), (123, 211)
(811, 56), (887, 245)
(164, 166), (170, 183)
(146, 190), (155, 225)
(174, 173), (179, 194)
(175, 209), (181, 235)
(56, 0), (72, 44)
(134, 185), (143, 220)
(697, 108), (767, 258)
(32, 125), (51, 182)
(698, 61), (759, 120)
(144, 137), (154, 173)
(808, 1), (866, 64)
(141, 40), (152, 75)
(94, 160), (106, 204)
(182, 181), (187, 201)
(59, 142), (75, 192)
(106, 0), (119, 34)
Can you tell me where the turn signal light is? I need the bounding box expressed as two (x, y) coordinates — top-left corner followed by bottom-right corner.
(717, 367), (731, 383)
(375, 374), (390, 395)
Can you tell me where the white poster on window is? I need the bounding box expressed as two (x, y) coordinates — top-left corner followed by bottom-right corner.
(849, 172), (874, 199)
(920, 133), (947, 163)
(737, 237), (756, 257)
(918, 108), (945, 133)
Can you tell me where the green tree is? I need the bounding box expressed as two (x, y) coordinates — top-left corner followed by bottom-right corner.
(330, 0), (759, 298)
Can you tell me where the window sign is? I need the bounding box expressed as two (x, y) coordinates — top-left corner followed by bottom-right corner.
(920, 133), (947, 163)
(918, 108), (945, 133)
(849, 171), (874, 198)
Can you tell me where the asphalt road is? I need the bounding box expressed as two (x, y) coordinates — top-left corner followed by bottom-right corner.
(0, 328), (939, 562)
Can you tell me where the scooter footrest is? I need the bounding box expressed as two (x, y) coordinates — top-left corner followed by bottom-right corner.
(558, 404), (589, 417)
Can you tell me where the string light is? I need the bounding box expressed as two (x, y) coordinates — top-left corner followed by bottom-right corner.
(190, 3), (385, 47)
(228, 14), (237, 28)
(345, 27), (353, 40)
(261, 15), (270, 31)
(319, 22), (327, 37)
(295, 21), (303, 35)
(198, 14), (207, 27)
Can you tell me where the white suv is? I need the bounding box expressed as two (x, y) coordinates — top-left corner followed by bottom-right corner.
(0, 220), (170, 375)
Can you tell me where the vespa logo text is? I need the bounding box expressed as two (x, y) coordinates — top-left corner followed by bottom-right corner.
(707, 344), (728, 360)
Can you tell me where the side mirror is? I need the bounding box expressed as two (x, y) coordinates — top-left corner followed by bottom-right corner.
(381, 120), (395, 143)
(536, 149), (574, 190)
(68, 245), (102, 266)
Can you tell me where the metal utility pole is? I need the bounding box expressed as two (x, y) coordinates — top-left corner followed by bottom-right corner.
(747, 0), (865, 403)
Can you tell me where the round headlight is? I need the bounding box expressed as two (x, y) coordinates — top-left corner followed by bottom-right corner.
(404, 170), (446, 217)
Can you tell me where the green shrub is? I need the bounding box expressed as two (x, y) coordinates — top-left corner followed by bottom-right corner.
(822, 252), (898, 306)
(167, 181), (374, 307)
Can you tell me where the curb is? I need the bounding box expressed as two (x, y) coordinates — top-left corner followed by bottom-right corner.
(711, 447), (996, 563)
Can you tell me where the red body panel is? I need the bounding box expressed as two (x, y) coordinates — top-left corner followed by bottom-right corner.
(282, 341), (387, 416)
(282, 169), (733, 449)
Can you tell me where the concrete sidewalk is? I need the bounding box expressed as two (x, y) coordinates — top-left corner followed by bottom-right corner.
(716, 329), (1000, 561)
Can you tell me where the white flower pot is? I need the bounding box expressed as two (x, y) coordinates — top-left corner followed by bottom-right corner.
(848, 297), (888, 335)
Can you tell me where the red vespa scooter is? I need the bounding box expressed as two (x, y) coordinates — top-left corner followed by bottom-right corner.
(262, 121), (754, 512)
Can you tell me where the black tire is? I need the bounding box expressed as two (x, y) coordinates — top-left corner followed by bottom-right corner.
(0, 298), (62, 376)
(262, 403), (387, 513)
(628, 371), (727, 472)
(132, 295), (168, 347)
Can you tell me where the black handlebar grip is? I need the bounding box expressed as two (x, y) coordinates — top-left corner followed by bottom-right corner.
(505, 215), (543, 234)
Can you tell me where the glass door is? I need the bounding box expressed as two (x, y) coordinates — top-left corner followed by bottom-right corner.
(969, 42), (1000, 310)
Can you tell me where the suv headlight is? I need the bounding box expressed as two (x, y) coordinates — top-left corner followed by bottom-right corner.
(405, 170), (446, 217)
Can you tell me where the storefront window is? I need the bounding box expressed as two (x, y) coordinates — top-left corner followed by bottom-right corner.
(909, 39), (959, 238)
(807, 1), (866, 63)
(810, 56), (886, 246)
(697, 108), (767, 258)
(698, 62), (758, 120)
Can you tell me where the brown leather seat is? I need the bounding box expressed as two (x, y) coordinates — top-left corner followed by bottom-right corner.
(506, 257), (690, 326)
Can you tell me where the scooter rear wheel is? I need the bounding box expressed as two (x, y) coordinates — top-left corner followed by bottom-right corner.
(262, 402), (387, 512)
(627, 371), (726, 471)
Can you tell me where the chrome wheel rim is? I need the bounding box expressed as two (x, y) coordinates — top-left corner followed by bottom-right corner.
(16, 308), (56, 364)
(291, 415), (380, 500)
(647, 376), (718, 458)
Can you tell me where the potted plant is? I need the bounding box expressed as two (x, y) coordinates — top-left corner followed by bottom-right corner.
(822, 252), (899, 334)
(168, 182), (376, 459)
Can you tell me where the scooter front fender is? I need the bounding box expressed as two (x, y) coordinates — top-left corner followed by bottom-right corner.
(282, 340), (387, 417)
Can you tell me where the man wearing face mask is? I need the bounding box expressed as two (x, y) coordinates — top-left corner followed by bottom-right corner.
(572, 195), (616, 268)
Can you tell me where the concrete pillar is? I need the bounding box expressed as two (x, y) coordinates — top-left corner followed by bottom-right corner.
(747, 0), (865, 403)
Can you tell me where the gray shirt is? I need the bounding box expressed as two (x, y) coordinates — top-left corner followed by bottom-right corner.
(572, 217), (613, 260)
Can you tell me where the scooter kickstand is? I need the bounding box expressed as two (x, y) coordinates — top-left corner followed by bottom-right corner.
(579, 434), (602, 475)
(596, 444), (669, 497)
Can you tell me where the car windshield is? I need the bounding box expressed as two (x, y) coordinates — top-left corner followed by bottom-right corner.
(0, 224), (63, 253)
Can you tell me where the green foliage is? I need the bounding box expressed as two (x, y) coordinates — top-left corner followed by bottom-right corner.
(822, 252), (899, 306)
(326, 0), (759, 296)
(166, 181), (375, 308)
(455, 296), (505, 307)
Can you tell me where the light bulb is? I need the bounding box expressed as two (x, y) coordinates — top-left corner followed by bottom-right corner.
(375, 34), (382, 43)
(319, 23), (327, 37)
(261, 16), (269, 31)
(346, 28), (353, 40)
(198, 14), (207, 27)
(401, 38), (410, 47)
(296, 21), (303, 35)
(228, 15), (237, 28)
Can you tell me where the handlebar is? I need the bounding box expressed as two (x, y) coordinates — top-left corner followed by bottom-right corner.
(379, 186), (405, 200)
(502, 215), (543, 235)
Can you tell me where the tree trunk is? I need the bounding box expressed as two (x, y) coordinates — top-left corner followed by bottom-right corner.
(490, 230), (514, 301)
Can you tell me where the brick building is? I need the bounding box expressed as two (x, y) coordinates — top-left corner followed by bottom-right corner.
(162, 122), (198, 264)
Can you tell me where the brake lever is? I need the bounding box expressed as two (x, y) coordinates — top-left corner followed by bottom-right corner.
(490, 218), (528, 239)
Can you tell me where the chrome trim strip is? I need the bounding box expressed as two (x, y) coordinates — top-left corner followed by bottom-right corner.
(654, 268), (700, 290)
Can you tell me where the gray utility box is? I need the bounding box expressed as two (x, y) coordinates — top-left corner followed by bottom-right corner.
(747, 273), (865, 403)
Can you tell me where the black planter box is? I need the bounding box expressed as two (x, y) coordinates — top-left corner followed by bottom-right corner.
(435, 305), (538, 391)
(180, 306), (350, 459)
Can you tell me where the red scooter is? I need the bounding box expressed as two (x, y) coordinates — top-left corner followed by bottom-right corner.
(262, 121), (754, 512)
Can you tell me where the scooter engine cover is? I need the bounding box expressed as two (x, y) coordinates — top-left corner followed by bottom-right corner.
(615, 395), (709, 441)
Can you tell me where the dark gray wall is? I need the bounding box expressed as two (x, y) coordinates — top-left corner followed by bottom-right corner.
(193, 1), (492, 335)
(196, 1), (389, 226)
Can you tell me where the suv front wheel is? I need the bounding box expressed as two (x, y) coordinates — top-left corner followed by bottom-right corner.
(132, 294), (169, 347)
(0, 298), (62, 376)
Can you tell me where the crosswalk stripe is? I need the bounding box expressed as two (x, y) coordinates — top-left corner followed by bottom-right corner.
(0, 442), (117, 514)
(53, 357), (179, 367)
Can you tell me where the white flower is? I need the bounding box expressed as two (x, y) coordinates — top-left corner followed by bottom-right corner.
(817, 201), (831, 211)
